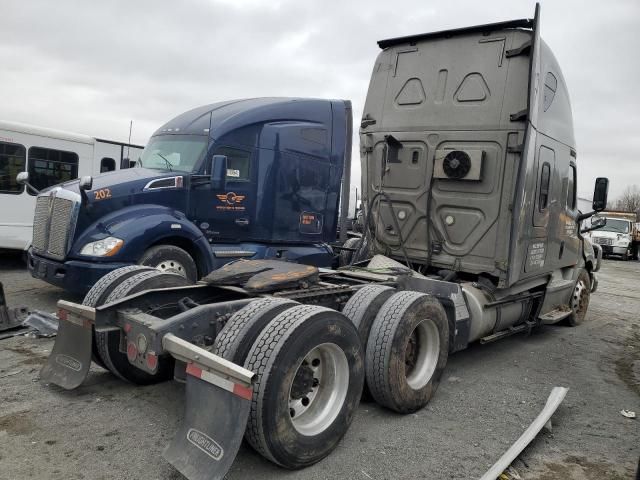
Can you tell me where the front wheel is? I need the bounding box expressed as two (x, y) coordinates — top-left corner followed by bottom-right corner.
(138, 244), (198, 282)
(566, 269), (591, 326)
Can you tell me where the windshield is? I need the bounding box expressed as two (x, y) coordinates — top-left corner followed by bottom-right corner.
(601, 218), (630, 233)
(137, 135), (208, 172)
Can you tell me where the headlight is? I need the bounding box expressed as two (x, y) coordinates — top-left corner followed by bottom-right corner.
(80, 237), (124, 256)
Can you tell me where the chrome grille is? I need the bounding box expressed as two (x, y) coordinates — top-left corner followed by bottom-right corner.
(31, 189), (79, 260)
(32, 196), (51, 251)
(47, 197), (75, 257)
(592, 236), (612, 246)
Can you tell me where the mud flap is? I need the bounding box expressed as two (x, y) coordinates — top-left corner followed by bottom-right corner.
(39, 310), (93, 389)
(162, 334), (255, 480)
(164, 364), (252, 480)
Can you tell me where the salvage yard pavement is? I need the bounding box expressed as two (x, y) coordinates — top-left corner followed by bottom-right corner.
(1, 253), (639, 479)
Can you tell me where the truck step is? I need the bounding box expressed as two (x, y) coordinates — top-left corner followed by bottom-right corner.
(538, 307), (572, 324)
(479, 322), (532, 344)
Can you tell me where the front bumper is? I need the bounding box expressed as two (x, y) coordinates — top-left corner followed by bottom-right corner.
(600, 245), (628, 256)
(28, 249), (132, 294)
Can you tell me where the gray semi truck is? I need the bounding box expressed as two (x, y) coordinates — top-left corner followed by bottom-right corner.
(38, 5), (609, 479)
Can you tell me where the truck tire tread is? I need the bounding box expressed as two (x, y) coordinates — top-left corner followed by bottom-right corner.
(366, 291), (448, 413)
(82, 265), (155, 369)
(213, 297), (298, 364)
(95, 269), (188, 384)
(244, 304), (364, 468)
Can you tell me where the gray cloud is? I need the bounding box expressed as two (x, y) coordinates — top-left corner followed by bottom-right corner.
(1, 0), (638, 200)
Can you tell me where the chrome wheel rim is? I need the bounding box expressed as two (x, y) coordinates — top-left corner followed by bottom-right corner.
(572, 278), (588, 316)
(288, 343), (349, 436)
(154, 260), (186, 278)
(405, 319), (440, 390)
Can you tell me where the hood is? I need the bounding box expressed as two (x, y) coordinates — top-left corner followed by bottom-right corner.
(49, 167), (189, 237)
(57, 167), (177, 197)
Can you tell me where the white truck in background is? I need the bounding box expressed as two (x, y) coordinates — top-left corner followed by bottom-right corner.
(587, 210), (639, 260)
(0, 120), (144, 252)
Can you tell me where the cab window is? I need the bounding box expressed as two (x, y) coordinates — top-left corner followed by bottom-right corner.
(566, 164), (577, 209)
(538, 162), (551, 211)
(100, 157), (116, 173)
(28, 147), (79, 194)
(214, 146), (251, 181)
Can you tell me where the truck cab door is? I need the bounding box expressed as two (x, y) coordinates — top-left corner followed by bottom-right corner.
(526, 144), (556, 272)
(189, 146), (255, 242)
(558, 160), (580, 265)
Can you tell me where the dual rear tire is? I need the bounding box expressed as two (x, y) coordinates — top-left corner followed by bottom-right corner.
(83, 265), (191, 384)
(342, 286), (449, 413)
(214, 301), (364, 469)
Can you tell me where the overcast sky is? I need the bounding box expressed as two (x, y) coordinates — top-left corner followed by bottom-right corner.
(2, 0), (638, 201)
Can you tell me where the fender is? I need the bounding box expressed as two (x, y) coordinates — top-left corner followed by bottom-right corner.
(70, 204), (214, 272)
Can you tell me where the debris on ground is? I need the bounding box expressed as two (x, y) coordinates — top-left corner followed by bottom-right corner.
(620, 409), (636, 419)
(498, 466), (522, 479)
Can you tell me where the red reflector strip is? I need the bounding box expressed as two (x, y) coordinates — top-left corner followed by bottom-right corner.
(232, 383), (253, 401)
(60, 310), (92, 328)
(186, 362), (252, 400)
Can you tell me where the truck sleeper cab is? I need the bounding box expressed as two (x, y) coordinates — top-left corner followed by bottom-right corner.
(25, 98), (352, 293)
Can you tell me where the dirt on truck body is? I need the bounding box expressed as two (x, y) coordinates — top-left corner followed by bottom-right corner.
(32, 4), (616, 480)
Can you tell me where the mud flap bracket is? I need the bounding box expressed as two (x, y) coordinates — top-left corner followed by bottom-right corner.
(162, 334), (254, 480)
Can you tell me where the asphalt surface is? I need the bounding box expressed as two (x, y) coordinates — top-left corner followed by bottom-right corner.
(0, 253), (638, 479)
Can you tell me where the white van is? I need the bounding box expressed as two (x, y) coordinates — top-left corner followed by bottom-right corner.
(0, 120), (144, 251)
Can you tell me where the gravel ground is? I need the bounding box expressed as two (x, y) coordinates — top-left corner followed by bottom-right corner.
(0, 253), (638, 479)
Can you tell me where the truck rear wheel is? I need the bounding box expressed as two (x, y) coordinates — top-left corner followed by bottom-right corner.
(95, 269), (191, 384)
(342, 284), (396, 347)
(366, 291), (449, 413)
(566, 269), (590, 326)
(83, 265), (155, 369)
(138, 245), (198, 282)
(213, 297), (298, 365)
(342, 285), (395, 400)
(244, 305), (364, 469)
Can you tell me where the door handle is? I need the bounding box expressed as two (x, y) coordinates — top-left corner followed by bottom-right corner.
(235, 218), (249, 227)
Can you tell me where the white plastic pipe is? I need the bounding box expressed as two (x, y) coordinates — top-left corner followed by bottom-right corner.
(480, 386), (569, 480)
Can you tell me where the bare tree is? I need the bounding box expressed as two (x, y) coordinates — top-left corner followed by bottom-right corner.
(611, 185), (640, 215)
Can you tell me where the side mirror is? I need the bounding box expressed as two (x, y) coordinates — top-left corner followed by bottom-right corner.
(581, 214), (607, 234)
(592, 177), (609, 212)
(79, 176), (93, 191)
(210, 155), (228, 190)
(16, 172), (29, 185)
(16, 171), (40, 194)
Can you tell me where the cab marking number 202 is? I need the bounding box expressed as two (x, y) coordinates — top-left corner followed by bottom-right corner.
(94, 188), (112, 200)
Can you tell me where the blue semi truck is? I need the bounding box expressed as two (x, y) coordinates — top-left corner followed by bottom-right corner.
(20, 98), (352, 293)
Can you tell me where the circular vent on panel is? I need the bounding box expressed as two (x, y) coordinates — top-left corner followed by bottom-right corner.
(443, 151), (471, 179)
